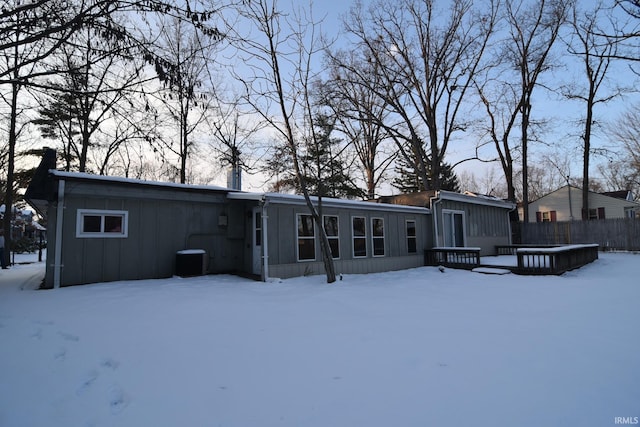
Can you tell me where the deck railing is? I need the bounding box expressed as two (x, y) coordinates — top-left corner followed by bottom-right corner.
(425, 247), (481, 270)
(515, 244), (599, 275)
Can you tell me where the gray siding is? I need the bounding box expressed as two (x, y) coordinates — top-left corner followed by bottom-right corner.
(47, 179), (244, 287)
(434, 199), (512, 255)
(264, 203), (431, 279)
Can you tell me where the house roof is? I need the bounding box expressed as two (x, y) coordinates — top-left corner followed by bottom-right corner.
(375, 190), (516, 210)
(531, 184), (639, 205)
(48, 170), (233, 193)
(601, 190), (632, 201)
(228, 192), (432, 214)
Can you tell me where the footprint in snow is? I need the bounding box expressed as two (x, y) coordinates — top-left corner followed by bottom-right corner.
(53, 348), (67, 362)
(76, 370), (99, 396)
(58, 331), (80, 342)
(108, 385), (130, 414)
(101, 358), (119, 370)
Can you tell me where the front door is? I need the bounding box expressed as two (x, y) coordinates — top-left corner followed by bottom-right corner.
(252, 208), (262, 275)
(443, 210), (465, 247)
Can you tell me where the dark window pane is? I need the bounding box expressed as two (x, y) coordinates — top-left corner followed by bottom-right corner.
(324, 216), (339, 236)
(408, 238), (417, 254)
(298, 215), (314, 237)
(406, 221), (416, 237)
(373, 238), (385, 256)
(352, 217), (365, 236)
(373, 218), (384, 236)
(329, 239), (340, 259)
(104, 216), (123, 233)
(353, 237), (366, 257)
(298, 238), (315, 260)
(83, 215), (101, 233)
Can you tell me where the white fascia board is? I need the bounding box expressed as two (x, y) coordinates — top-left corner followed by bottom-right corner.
(50, 170), (232, 192)
(227, 191), (431, 214)
(438, 190), (516, 210)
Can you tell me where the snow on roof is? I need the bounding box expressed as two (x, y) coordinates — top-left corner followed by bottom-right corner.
(228, 191), (432, 214)
(50, 170), (232, 192)
(439, 190), (516, 209)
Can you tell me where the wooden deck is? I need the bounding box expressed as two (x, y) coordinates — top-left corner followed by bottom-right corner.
(426, 244), (599, 275)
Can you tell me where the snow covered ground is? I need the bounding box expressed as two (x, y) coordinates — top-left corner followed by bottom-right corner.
(1, 252), (639, 427)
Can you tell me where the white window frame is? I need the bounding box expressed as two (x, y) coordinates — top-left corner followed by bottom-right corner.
(371, 217), (385, 257)
(76, 209), (129, 238)
(442, 209), (466, 247)
(406, 220), (417, 254)
(296, 213), (316, 262)
(351, 216), (367, 258)
(323, 215), (340, 260)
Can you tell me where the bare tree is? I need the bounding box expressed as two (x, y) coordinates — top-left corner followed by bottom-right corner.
(475, 0), (568, 220)
(151, 16), (220, 184)
(0, 2), (45, 267)
(606, 103), (640, 196)
(563, 2), (625, 219)
(230, 0), (336, 282)
(321, 51), (395, 199)
(336, 0), (498, 192)
(33, 27), (150, 173)
(205, 89), (264, 190)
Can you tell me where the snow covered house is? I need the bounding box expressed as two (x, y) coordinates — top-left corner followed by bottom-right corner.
(25, 150), (434, 287)
(25, 150), (515, 288)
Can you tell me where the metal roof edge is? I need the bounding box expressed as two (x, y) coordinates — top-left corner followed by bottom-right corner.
(228, 192), (431, 214)
(438, 190), (516, 209)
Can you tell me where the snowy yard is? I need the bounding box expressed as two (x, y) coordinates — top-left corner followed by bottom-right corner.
(1, 252), (639, 427)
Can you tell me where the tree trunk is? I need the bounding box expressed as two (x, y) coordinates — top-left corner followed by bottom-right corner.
(3, 80), (19, 268)
(582, 90), (595, 220)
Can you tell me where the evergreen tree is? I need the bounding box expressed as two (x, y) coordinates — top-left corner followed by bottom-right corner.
(393, 146), (460, 193)
(269, 114), (365, 199)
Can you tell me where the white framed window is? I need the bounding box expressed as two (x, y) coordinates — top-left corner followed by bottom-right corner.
(406, 220), (417, 254)
(76, 209), (128, 238)
(323, 215), (340, 259)
(371, 217), (385, 257)
(352, 216), (367, 258)
(297, 214), (315, 261)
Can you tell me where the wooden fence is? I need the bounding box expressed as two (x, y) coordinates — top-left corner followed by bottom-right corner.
(518, 219), (640, 251)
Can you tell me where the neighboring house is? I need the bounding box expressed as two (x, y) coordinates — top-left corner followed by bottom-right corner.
(526, 185), (640, 222)
(26, 149), (515, 288)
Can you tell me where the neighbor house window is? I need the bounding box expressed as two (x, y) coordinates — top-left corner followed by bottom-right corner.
(323, 215), (340, 259)
(297, 214), (315, 261)
(76, 209), (128, 238)
(372, 217), (385, 256)
(406, 220), (417, 254)
(536, 211), (557, 222)
(352, 216), (367, 258)
(588, 207), (606, 220)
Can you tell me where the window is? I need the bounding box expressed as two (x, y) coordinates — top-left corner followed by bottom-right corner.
(76, 210), (128, 238)
(406, 220), (417, 254)
(372, 217), (385, 256)
(588, 207), (606, 220)
(297, 214), (315, 261)
(536, 211), (557, 222)
(323, 215), (340, 259)
(352, 216), (367, 258)
(255, 211), (262, 246)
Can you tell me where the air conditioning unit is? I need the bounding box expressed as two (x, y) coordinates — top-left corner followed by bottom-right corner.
(175, 249), (207, 277)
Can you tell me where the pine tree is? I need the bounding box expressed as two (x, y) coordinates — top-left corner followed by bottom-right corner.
(269, 114), (365, 199)
(392, 147), (460, 193)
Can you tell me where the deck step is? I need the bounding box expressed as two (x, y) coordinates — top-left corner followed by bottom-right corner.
(472, 267), (512, 275)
